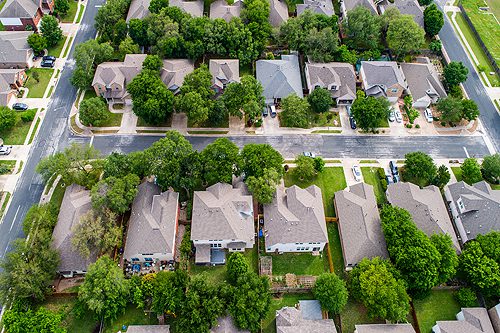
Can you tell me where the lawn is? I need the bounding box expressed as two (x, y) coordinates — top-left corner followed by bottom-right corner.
(47, 35), (67, 58)
(25, 68), (54, 98)
(0, 160), (16, 175)
(341, 298), (384, 333)
(104, 304), (158, 333)
(284, 167), (347, 217)
(80, 110), (123, 127)
(269, 251), (329, 276)
(414, 290), (461, 333)
(0, 114), (33, 145)
(82, 89), (97, 100)
(187, 114), (229, 128)
(451, 166), (463, 181)
(137, 115), (172, 127)
(361, 167), (387, 204)
(60, 0), (79, 22)
(327, 223), (344, 276)
(310, 111), (341, 127)
(76, 4), (84, 23)
(262, 293), (315, 333)
(50, 182), (66, 208)
(42, 296), (98, 333)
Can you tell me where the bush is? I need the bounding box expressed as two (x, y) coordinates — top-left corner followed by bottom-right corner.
(377, 168), (386, 180)
(380, 178), (388, 192)
(406, 123), (412, 128)
(455, 287), (477, 307)
(415, 124), (420, 128)
(448, 84), (464, 99)
(440, 121), (446, 126)
(0, 107), (17, 133)
(0, 165), (12, 175)
(20, 109), (36, 122)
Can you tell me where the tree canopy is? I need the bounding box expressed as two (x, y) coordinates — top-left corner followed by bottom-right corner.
(481, 154), (500, 184)
(403, 151), (437, 187)
(313, 273), (348, 314)
(280, 94), (310, 128)
(387, 14), (425, 56)
(350, 91), (390, 132)
(201, 138), (241, 186)
(461, 158), (483, 185)
(71, 40), (113, 90)
(345, 6), (382, 50)
(3, 305), (66, 333)
(240, 143), (284, 179)
(424, 4), (444, 36)
(40, 15), (63, 48)
(151, 270), (189, 316)
(79, 97), (110, 127)
(444, 62), (468, 87)
(308, 88), (332, 113)
(246, 168), (281, 204)
(294, 155), (317, 181)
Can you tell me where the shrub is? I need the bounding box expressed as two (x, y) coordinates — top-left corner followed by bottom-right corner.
(381, 178), (388, 192)
(0, 107), (17, 133)
(415, 124), (420, 128)
(20, 109), (36, 122)
(406, 123), (412, 128)
(455, 287), (478, 307)
(377, 168), (386, 180)
(0, 165), (12, 175)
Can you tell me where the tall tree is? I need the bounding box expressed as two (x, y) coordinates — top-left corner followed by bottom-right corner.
(94, 0), (130, 43)
(444, 61), (468, 87)
(403, 151), (437, 187)
(308, 88), (332, 113)
(387, 15), (425, 56)
(151, 270), (189, 316)
(246, 168), (281, 204)
(201, 138), (241, 186)
(431, 234), (458, 284)
(0, 106), (17, 133)
(40, 15), (63, 47)
(118, 36), (140, 59)
(91, 174), (140, 213)
(226, 252), (249, 284)
(461, 99), (479, 121)
(294, 155), (316, 180)
(79, 97), (110, 127)
(149, 0), (169, 13)
(176, 91), (209, 125)
(3, 306), (66, 333)
(240, 143), (284, 178)
(128, 18), (148, 46)
(436, 96), (464, 124)
(280, 94), (310, 128)
(345, 6), (382, 50)
(313, 273), (348, 314)
(181, 64), (214, 100)
(350, 90), (390, 132)
(433, 164), (451, 189)
(481, 153), (500, 184)
(461, 158), (483, 185)
(424, 4), (444, 36)
(27, 33), (47, 55)
(54, 0), (70, 16)
(71, 40), (113, 90)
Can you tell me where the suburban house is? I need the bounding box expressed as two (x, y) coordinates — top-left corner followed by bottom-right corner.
(355, 324), (416, 333)
(51, 184), (96, 278)
(305, 62), (357, 106)
(126, 326), (170, 333)
(264, 185), (328, 253)
(191, 182), (255, 265)
(376, 0), (424, 27)
(268, 0), (288, 27)
(209, 59), (240, 94)
(211, 316), (249, 333)
(123, 181), (179, 264)
(210, 0), (242, 22)
(92, 54), (194, 104)
(401, 57), (447, 109)
(0, 68), (26, 106)
(386, 182), (461, 252)
(335, 183), (388, 270)
(489, 304), (500, 329)
(0, 0), (53, 31)
(359, 61), (408, 103)
(432, 306), (498, 333)
(340, 0), (377, 21)
(0, 31), (34, 69)
(126, 0), (151, 22)
(297, 0), (334, 16)
(169, 0), (203, 17)
(276, 300), (337, 332)
(256, 53), (303, 104)
(444, 181), (500, 243)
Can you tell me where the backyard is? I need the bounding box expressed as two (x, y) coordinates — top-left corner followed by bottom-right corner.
(414, 289), (461, 333)
(340, 299), (384, 333)
(42, 296), (98, 333)
(25, 68), (54, 98)
(103, 304), (158, 333)
(269, 251), (329, 276)
(327, 223), (344, 276)
(361, 167), (387, 204)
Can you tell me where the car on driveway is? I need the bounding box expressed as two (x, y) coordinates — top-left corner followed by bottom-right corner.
(0, 146), (12, 155)
(386, 174), (394, 185)
(349, 116), (357, 129)
(389, 161), (399, 176)
(41, 59), (55, 68)
(270, 105), (277, 118)
(12, 103), (28, 111)
(262, 106), (268, 117)
(43, 55), (56, 62)
(393, 174), (400, 183)
(303, 152), (316, 158)
(395, 108), (403, 123)
(388, 108), (396, 122)
(424, 108), (433, 123)
(352, 165), (362, 182)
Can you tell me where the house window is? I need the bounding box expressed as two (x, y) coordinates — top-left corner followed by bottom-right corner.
(391, 88), (398, 93)
(457, 199), (465, 211)
(267, 247), (271, 251)
(330, 85), (337, 91)
(131, 258), (139, 262)
(210, 244), (221, 248)
(144, 258), (153, 262)
(312, 247), (320, 251)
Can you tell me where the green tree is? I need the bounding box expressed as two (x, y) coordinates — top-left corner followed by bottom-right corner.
(149, 0), (169, 13)
(461, 99), (479, 121)
(334, 44), (358, 64)
(27, 33), (47, 55)
(103, 151), (144, 179)
(40, 15), (63, 47)
(345, 6), (382, 50)
(444, 61), (468, 87)
(280, 94), (310, 128)
(71, 40), (113, 90)
(221, 76), (265, 119)
(424, 4), (444, 36)
(349, 257), (410, 321)
(79, 97), (109, 127)
(350, 91), (390, 132)
(308, 88), (332, 113)
(305, 27), (339, 62)
(226, 252), (249, 284)
(94, 0), (130, 43)
(181, 64), (213, 100)
(418, 0), (432, 5)
(151, 270), (189, 316)
(201, 138), (241, 186)
(433, 164), (451, 189)
(91, 174), (140, 213)
(387, 15), (425, 56)
(437, 96), (464, 124)
(240, 143), (284, 178)
(454, 287), (478, 307)
(461, 158), (483, 185)
(294, 155), (316, 180)
(118, 36), (140, 59)
(431, 234), (458, 284)
(314, 156), (325, 172)
(481, 153), (500, 184)
(54, 0), (70, 16)
(0, 106), (17, 133)
(380, 7), (401, 33)
(128, 18), (148, 46)
(246, 168), (280, 204)
(176, 91), (209, 125)
(3, 306), (66, 333)
(313, 273), (348, 314)
(142, 54), (162, 71)
(403, 151), (437, 187)
(429, 40), (442, 54)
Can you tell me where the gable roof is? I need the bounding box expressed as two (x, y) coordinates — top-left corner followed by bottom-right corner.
(335, 183), (388, 268)
(297, 0), (334, 16)
(169, 0), (204, 17)
(126, 0), (151, 21)
(123, 181), (179, 260)
(264, 185), (328, 247)
(209, 59), (240, 89)
(434, 307), (496, 333)
(488, 304), (500, 331)
(209, 0), (242, 22)
(191, 183), (254, 242)
(0, 0), (39, 18)
(0, 31), (33, 64)
(126, 326), (170, 333)
(386, 182), (460, 251)
(342, 0), (377, 15)
(269, 0), (288, 27)
(355, 324), (416, 333)
(401, 58), (446, 107)
(0, 68), (22, 105)
(360, 61), (407, 98)
(211, 316), (250, 333)
(256, 54), (303, 102)
(160, 58), (195, 93)
(377, 0), (424, 27)
(276, 300), (337, 333)
(52, 184), (96, 273)
(306, 62), (356, 101)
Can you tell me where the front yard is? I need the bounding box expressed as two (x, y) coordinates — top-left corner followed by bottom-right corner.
(361, 167), (387, 204)
(451, 166), (500, 189)
(47, 35), (68, 58)
(25, 68), (54, 98)
(269, 251), (329, 276)
(60, 0), (79, 23)
(0, 111), (35, 145)
(414, 289), (461, 333)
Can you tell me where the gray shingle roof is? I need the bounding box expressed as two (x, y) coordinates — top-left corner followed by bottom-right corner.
(276, 300), (337, 333)
(269, 0), (288, 27)
(209, 0), (242, 22)
(126, 0), (151, 22)
(160, 58), (195, 92)
(360, 61), (407, 98)
(488, 304), (500, 331)
(0, 68), (22, 104)
(335, 183), (388, 268)
(434, 307), (496, 333)
(0, 0), (39, 18)
(400, 58), (446, 108)
(264, 185), (328, 247)
(211, 316), (250, 333)
(305, 62), (356, 102)
(377, 0), (424, 27)
(126, 326), (170, 333)
(52, 184), (96, 273)
(386, 182), (460, 251)
(123, 181), (179, 261)
(209, 59), (240, 89)
(0, 31), (33, 65)
(169, 0), (203, 17)
(355, 324), (416, 333)
(256, 54), (303, 102)
(297, 0), (334, 16)
(342, 0), (377, 15)
(191, 183), (254, 243)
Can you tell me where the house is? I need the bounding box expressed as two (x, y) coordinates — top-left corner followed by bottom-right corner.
(401, 57), (446, 109)
(123, 181), (179, 264)
(0, 0), (52, 31)
(211, 316), (250, 333)
(335, 183), (388, 270)
(159, 58), (195, 95)
(276, 300), (337, 333)
(256, 53), (303, 104)
(444, 181), (500, 243)
(51, 184), (96, 278)
(126, 326), (170, 333)
(432, 307), (498, 333)
(386, 182), (460, 252)
(268, 0), (288, 27)
(305, 62), (357, 106)
(340, 0), (377, 21)
(0, 68), (26, 106)
(126, 0), (151, 22)
(191, 182), (255, 265)
(489, 304), (500, 331)
(355, 324), (416, 333)
(169, 0), (203, 17)
(359, 61), (407, 103)
(297, 0), (334, 16)
(376, 0), (424, 27)
(210, 0), (242, 22)
(264, 185), (328, 253)
(209, 59), (240, 94)
(0, 31), (34, 69)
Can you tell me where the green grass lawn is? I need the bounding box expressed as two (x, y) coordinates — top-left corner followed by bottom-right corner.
(42, 296), (98, 333)
(104, 304), (158, 333)
(451, 166), (463, 181)
(262, 293), (315, 333)
(0, 115), (33, 145)
(76, 4), (84, 23)
(63, 36), (74, 58)
(0, 160), (16, 175)
(361, 167), (387, 204)
(310, 111), (341, 127)
(327, 223), (344, 276)
(341, 298), (384, 333)
(47, 35), (67, 58)
(60, 0), (79, 22)
(284, 167), (347, 217)
(137, 115), (172, 127)
(50, 182), (66, 208)
(269, 251), (329, 276)
(83, 89), (97, 100)
(188, 114), (229, 128)
(414, 290), (461, 333)
(25, 68), (54, 98)
(81, 110), (123, 127)
(377, 117), (390, 128)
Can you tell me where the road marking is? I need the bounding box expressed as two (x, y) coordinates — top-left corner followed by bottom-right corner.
(95, 4), (102, 7)
(10, 206), (20, 232)
(463, 147), (470, 158)
(89, 135), (94, 147)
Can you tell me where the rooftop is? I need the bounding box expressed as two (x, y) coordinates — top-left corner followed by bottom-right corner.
(256, 54), (303, 102)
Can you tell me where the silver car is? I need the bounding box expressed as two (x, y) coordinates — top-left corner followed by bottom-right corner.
(395, 109), (403, 123)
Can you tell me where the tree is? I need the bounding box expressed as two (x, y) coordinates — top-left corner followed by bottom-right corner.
(380, 7), (401, 33)
(313, 273), (348, 314)
(240, 143), (284, 179)
(94, 0), (130, 43)
(246, 168), (281, 204)
(424, 4), (444, 36)
(226, 252), (249, 284)
(308, 88), (332, 113)
(314, 157), (325, 172)
(461, 99), (479, 121)
(71, 40), (113, 90)
(241, 0), (272, 53)
(294, 155), (316, 180)
(437, 96), (463, 124)
(91, 174), (140, 213)
(345, 6), (382, 50)
(27, 33), (47, 55)
(54, 0), (70, 16)
(387, 15), (425, 56)
(40, 15), (63, 48)
(221, 76), (265, 119)
(444, 61), (468, 87)
(431, 234), (458, 285)
(403, 151), (437, 187)
(3, 306), (66, 333)
(149, 0), (169, 13)
(142, 54), (162, 71)
(180, 64), (213, 100)
(79, 256), (129, 321)
(151, 270), (189, 316)
(481, 153), (500, 184)
(305, 27), (339, 62)
(200, 138), (240, 186)
(128, 18), (148, 46)
(430, 40), (442, 54)
(461, 158), (483, 185)
(79, 97), (109, 127)
(350, 91), (390, 132)
(176, 91), (209, 125)
(118, 36), (140, 59)
(349, 257), (410, 321)
(280, 94), (310, 128)
(418, 0), (432, 5)
(0, 106), (17, 133)
(455, 287), (478, 307)
(433, 165), (451, 188)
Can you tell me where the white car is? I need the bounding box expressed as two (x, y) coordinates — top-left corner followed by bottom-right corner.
(0, 146), (12, 155)
(352, 165), (362, 182)
(395, 109), (403, 123)
(388, 109), (396, 122)
(424, 108), (433, 123)
(303, 152), (316, 158)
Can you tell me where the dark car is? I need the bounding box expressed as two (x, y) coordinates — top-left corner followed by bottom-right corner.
(389, 161), (399, 175)
(349, 116), (357, 130)
(40, 59), (55, 68)
(386, 175), (394, 185)
(262, 106), (268, 117)
(43, 55), (56, 62)
(12, 103), (28, 111)
(393, 174), (400, 183)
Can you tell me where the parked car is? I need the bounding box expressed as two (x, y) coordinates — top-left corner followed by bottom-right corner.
(12, 103), (28, 111)
(424, 108), (433, 123)
(386, 174), (394, 185)
(349, 116), (357, 130)
(395, 108), (403, 123)
(303, 152), (316, 158)
(389, 161), (399, 176)
(0, 146), (12, 155)
(43, 55), (56, 62)
(270, 105), (277, 118)
(352, 165), (362, 182)
(393, 174), (400, 183)
(388, 109), (396, 122)
(40, 59), (55, 68)
(262, 106), (268, 117)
